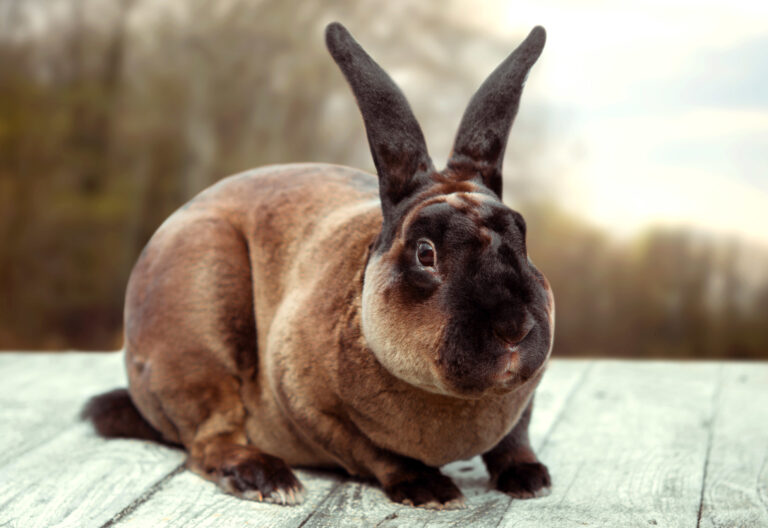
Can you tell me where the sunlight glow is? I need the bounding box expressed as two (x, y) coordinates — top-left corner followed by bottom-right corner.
(456, 0), (768, 245)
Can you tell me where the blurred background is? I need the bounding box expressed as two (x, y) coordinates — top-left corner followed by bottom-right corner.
(1, 0), (766, 358)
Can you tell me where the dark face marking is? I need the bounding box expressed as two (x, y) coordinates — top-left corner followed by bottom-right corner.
(369, 186), (553, 396)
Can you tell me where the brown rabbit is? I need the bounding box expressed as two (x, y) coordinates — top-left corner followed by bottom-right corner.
(83, 22), (553, 509)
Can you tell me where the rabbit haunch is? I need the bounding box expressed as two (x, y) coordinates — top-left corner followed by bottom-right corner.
(84, 22), (554, 509)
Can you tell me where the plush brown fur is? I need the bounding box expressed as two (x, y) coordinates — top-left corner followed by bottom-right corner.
(85, 23), (554, 509)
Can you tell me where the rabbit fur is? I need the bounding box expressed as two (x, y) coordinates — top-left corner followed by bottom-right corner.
(83, 22), (554, 509)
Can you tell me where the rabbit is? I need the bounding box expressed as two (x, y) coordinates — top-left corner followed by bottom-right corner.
(82, 22), (554, 509)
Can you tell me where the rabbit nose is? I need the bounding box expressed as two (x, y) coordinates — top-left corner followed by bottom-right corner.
(501, 313), (535, 349)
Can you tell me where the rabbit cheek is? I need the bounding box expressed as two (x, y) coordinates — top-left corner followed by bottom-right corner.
(511, 326), (552, 385)
(361, 255), (448, 393)
(529, 265), (556, 345)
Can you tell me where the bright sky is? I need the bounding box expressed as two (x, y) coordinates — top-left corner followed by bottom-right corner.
(459, 0), (768, 245)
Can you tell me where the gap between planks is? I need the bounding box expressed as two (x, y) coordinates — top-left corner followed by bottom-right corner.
(697, 363), (768, 528)
(696, 364), (724, 528)
(492, 361), (595, 528)
(100, 465), (186, 528)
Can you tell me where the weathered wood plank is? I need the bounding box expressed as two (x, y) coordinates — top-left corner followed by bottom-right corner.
(0, 351), (25, 372)
(528, 360), (595, 448)
(110, 469), (343, 528)
(0, 352), (126, 467)
(699, 363), (768, 528)
(0, 401), (79, 468)
(0, 422), (184, 528)
(496, 361), (721, 528)
(0, 352), (125, 402)
(4, 354), (764, 528)
(297, 359), (594, 528)
(0, 352), (187, 528)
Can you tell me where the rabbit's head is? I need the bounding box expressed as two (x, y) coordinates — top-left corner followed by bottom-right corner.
(327, 23), (553, 398)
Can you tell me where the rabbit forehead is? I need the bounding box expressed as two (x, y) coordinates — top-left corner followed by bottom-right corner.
(398, 191), (523, 250)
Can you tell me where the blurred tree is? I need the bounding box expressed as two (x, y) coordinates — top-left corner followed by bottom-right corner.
(0, 0), (766, 357)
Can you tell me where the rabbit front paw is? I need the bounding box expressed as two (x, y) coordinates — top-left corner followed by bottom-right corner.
(383, 471), (466, 509)
(495, 461), (551, 499)
(217, 451), (305, 505)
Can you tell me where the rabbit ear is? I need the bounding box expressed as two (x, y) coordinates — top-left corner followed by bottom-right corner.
(326, 22), (434, 221)
(447, 26), (546, 197)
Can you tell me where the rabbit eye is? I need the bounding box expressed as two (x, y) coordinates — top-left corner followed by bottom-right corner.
(416, 240), (436, 268)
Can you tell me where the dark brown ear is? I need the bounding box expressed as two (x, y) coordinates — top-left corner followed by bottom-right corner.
(447, 26), (546, 198)
(326, 22), (434, 223)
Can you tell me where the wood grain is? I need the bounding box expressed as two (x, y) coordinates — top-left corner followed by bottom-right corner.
(0, 352), (126, 468)
(496, 361), (721, 528)
(0, 352), (125, 402)
(2, 353), (767, 528)
(111, 469), (343, 527)
(0, 352), (185, 528)
(699, 363), (768, 528)
(0, 422), (184, 528)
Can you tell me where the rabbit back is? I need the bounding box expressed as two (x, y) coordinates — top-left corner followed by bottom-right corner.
(123, 162), (383, 463)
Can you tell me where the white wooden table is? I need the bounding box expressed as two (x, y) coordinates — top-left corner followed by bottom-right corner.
(1, 353), (766, 528)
